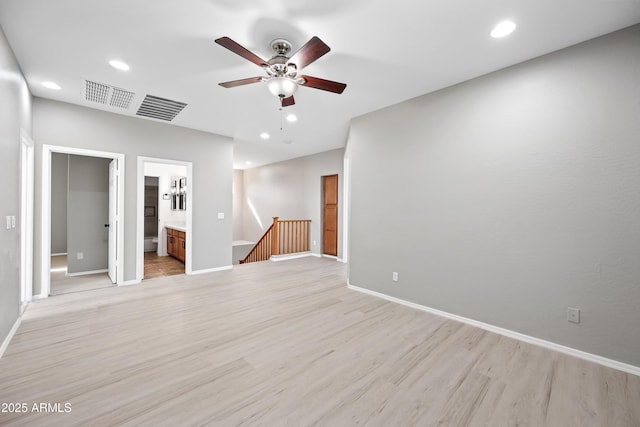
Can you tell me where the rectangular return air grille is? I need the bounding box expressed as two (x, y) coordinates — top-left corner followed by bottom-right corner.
(84, 80), (135, 109)
(136, 95), (187, 121)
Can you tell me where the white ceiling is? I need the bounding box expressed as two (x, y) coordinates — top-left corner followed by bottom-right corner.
(1, 0), (639, 169)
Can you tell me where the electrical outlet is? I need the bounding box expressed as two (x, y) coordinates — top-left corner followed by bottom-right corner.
(313, 240), (317, 246)
(77, 252), (84, 260)
(392, 272), (399, 282)
(567, 307), (580, 324)
(217, 212), (224, 219)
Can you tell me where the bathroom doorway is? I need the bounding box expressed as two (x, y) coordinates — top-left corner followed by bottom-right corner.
(142, 174), (184, 279)
(137, 157), (192, 281)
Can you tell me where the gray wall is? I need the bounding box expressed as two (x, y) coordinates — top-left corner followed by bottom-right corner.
(66, 155), (110, 274)
(33, 98), (233, 294)
(348, 25), (640, 366)
(0, 25), (31, 345)
(242, 149), (344, 258)
(50, 153), (68, 254)
(232, 169), (244, 241)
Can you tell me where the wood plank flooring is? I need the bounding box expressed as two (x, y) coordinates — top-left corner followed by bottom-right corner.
(144, 252), (185, 279)
(1, 258), (638, 426)
(50, 255), (115, 296)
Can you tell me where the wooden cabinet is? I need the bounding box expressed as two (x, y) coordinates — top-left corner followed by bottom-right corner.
(166, 227), (186, 263)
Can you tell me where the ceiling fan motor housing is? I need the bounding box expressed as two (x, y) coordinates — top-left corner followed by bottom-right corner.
(270, 39), (292, 56)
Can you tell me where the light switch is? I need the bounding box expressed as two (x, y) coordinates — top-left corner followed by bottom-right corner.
(5, 216), (10, 230)
(217, 212), (225, 219)
(11, 216), (16, 228)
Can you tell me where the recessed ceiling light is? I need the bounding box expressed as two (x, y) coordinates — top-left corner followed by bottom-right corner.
(286, 114), (297, 122)
(260, 132), (270, 140)
(41, 81), (61, 90)
(245, 161), (252, 165)
(491, 20), (516, 38)
(109, 59), (130, 71)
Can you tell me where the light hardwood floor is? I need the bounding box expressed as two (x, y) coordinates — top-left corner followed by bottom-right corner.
(1, 258), (638, 426)
(50, 255), (115, 296)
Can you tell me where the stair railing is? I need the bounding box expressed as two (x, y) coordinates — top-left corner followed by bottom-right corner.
(240, 217), (311, 264)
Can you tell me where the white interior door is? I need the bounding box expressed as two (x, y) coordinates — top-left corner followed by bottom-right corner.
(108, 159), (118, 283)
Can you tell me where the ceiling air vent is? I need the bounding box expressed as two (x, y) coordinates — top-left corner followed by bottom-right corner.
(136, 95), (187, 121)
(85, 80), (110, 104)
(110, 87), (135, 109)
(84, 80), (135, 110)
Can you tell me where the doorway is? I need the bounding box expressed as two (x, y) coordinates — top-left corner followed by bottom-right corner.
(137, 157), (193, 282)
(40, 145), (124, 298)
(50, 154), (115, 295)
(322, 174), (338, 257)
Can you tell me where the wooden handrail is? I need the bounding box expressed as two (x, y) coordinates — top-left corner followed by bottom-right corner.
(240, 217), (311, 264)
(240, 223), (274, 264)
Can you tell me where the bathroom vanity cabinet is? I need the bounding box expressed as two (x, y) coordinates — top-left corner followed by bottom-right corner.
(166, 226), (186, 263)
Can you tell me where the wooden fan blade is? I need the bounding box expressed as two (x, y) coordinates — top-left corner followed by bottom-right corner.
(218, 77), (263, 88)
(300, 75), (347, 94)
(288, 36), (330, 70)
(281, 96), (295, 107)
(215, 37), (268, 67)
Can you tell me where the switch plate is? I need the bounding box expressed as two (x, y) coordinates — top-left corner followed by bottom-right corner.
(11, 216), (16, 228)
(313, 240), (317, 246)
(5, 216), (10, 230)
(567, 307), (580, 324)
(392, 272), (399, 282)
(77, 252), (84, 260)
(217, 212), (224, 219)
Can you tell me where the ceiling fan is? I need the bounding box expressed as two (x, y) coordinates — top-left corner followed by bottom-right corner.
(214, 36), (347, 107)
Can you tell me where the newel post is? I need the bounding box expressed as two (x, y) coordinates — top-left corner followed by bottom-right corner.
(271, 217), (279, 255)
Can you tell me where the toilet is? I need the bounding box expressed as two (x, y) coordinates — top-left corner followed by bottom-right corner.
(144, 236), (158, 252)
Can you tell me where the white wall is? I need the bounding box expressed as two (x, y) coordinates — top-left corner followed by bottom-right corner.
(144, 162), (187, 256)
(33, 98), (233, 293)
(0, 25), (31, 347)
(348, 25), (640, 367)
(242, 149), (344, 258)
(232, 169), (244, 241)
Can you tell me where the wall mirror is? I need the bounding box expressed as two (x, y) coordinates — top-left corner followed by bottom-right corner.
(170, 176), (187, 210)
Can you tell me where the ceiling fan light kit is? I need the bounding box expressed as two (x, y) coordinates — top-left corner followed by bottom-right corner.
(215, 35), (346, 107)
(267, 76), (299, 98)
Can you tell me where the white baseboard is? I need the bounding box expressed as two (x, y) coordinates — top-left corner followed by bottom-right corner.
(67, 269), (108, 277)
(347, 282), (640, 377)
(0, 316), (22, 360)
(270, 252), (315, 262)
(190, 265), (233, 275)
(322, 254), (347, 263)
(51, 252), (67, 256)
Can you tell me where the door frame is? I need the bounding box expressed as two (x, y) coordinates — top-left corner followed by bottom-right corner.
(39, 145), (125, 298)
(20, 129), (34, 306)
(136, 156), (193, 281)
